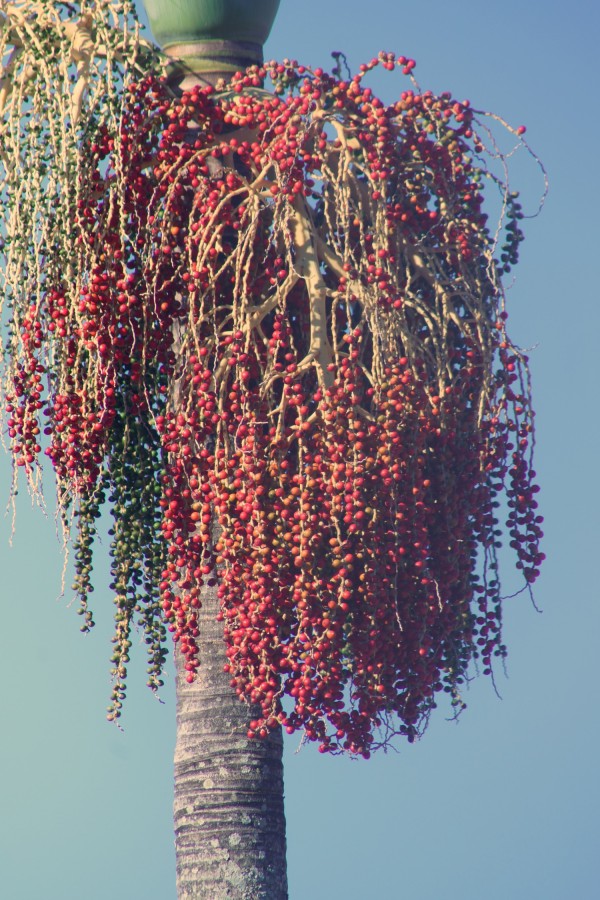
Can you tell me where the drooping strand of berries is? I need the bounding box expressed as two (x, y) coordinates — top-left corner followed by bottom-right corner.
(2, 54), (544, 754)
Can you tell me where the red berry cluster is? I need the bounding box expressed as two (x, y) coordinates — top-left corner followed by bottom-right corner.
(2, 55), (543, 751)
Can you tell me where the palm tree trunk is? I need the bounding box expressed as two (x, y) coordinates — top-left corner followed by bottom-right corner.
(173, 581), (288, 899)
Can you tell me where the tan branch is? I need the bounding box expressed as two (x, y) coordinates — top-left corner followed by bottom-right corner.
(290, 196), (334, 390)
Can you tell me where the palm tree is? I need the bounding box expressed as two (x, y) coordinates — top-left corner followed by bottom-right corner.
(143, 4), (288, 895)
(0, 4), (543, 899)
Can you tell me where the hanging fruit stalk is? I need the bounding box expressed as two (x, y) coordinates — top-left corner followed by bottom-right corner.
(1, 3), (545, 757)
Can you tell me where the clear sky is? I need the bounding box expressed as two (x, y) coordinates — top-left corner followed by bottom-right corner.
(1, 2), (599, 898)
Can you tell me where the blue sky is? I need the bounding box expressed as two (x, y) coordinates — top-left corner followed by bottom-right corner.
(1, 2), (599, 898)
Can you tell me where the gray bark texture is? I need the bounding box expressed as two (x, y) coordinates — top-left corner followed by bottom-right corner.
(173, 583), (288, 899)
